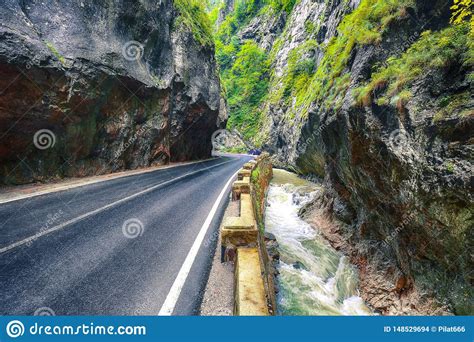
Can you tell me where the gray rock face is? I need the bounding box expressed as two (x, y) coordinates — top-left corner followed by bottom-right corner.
(0, 0), (222, 184)
(293, 1), (473, 315)
(219, 0), (472, 314)
(238, 10), (287, 52)
(216, 0), (235, 28)
(212, 128), (250, 154)
(261, 0), (360, 172)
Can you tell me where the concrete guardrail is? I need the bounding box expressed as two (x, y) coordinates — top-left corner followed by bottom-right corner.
(220, 154), (273, 316)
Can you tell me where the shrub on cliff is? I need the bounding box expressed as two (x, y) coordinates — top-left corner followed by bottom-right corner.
(223, 41), (270, 141)
(174, 0), (214, 46)
(354, 22), (472, 114)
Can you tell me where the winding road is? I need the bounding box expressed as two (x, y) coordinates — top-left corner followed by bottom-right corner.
(0, 155), (251, 315)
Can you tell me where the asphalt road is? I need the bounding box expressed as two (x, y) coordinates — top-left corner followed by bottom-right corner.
(0, 155), (251, 315)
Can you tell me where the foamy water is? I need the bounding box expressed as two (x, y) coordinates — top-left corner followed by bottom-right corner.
(265, 171), (372, 315)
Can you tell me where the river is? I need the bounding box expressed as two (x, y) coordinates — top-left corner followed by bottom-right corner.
(265, 169), (372, 315)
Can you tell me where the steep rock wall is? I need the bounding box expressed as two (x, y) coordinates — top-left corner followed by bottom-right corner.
(294, 0), (473, 315)
(0, 0), (221, 184)
(262, 0), (360, 174)
(216, 0), (473, 314)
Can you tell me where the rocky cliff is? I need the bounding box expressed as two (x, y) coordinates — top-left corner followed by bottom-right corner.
(0, 0), (221, 185)
(215, 0), (473, 314)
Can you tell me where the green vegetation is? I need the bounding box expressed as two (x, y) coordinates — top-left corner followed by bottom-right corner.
(268, 0), (297, 13)
(44, 41), (66, 65)
(223, 41), (270, 140)
(174, 0), (214, 46)
(212, 0), (303, 143)
(207, 1), (221, 26)
(445, 161), (455, 173)
(294, 0), (416, 114)
(250, 160), (273, 233)
(211, 0), (472, 141)
(354, 23), (471, 112)
(250, 165), (263, 232)
(450, 0), (473, 25)
(277, 40), (319, 104)
(228, 146), (248, 153)
(267, 40), (319, 121)
(216, 0), (265, 45)
(251, 165), (260, 182)
(216, 0), (299, 32)
(304, 20), (318, 35)
(219, 146), (248, 153)
(434, 92), (472, 122)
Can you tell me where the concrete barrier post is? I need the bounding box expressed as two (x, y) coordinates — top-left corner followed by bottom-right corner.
(219, 153), (274, 316)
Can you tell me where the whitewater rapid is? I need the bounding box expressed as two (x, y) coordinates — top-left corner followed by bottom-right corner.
(265, 170), (372, 315)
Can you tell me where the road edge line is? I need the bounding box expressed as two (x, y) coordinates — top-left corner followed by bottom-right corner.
(158, 169), (240, 315)
(0, 158), (219, 205)
(0, 160), (235, 254)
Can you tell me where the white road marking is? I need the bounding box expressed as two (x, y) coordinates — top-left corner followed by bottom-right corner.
(0, 159), (216, 205)
(0, 160), (235, 254)
(158, 169), (240, 315)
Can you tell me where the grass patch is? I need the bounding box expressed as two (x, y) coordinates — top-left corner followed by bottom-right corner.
(174, 0), (214, 47)
(355, 23), (471, 110)
(434, 91), (473, 122)
(223, 41), (270, 141)
(44, 41), (66, 65)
